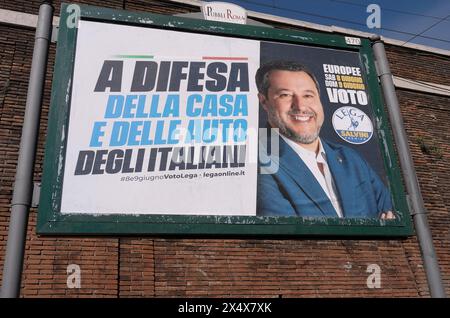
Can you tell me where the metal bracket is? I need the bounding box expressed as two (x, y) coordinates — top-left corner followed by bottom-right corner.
(406, 194), (427, 216)
(406, 194), (416, 215)
(51, 24), (58, 43)
(31, 182), (41, 208)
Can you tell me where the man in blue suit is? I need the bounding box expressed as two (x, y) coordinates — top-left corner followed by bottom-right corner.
(256, 60), (395, 219)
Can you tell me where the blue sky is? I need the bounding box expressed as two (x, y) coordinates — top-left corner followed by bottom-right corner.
(209, 0), (450, 50)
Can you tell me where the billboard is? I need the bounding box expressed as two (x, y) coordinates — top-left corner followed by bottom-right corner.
(38, 4), (412, 236)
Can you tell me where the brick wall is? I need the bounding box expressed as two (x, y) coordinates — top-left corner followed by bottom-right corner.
(0, 0), (449, 297)
(154, 239), (421, 297)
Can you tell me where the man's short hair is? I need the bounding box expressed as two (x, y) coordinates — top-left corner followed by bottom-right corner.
(255, 60), (320, 97)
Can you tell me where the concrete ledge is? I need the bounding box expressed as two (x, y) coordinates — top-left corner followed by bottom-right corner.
(0, 9), (59, 28)
(394, 76), (450, 97)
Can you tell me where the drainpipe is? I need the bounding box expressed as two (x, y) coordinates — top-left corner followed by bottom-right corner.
(370, 35), (446, 298)
(0, 1), (54, 298)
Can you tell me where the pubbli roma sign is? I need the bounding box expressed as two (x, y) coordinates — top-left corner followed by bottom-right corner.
(37, 3), (413, 236)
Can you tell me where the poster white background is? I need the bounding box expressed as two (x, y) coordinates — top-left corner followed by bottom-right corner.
(61, 20), (260, 215)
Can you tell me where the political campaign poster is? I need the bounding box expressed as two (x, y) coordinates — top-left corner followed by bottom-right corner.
(38, 4), (411, 235)
(60, 20), (260, 215)
(256, 42), (395, 219)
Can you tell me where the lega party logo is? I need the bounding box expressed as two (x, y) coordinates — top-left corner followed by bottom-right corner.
(332, 106), (373, 144)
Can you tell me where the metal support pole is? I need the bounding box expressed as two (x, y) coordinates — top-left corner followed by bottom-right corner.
(0, 2), (53, 298)
(370, 35), (446, 298)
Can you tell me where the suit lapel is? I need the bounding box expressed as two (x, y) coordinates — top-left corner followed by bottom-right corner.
(322, 142), (353, 218)
(276, 136), (337, 217)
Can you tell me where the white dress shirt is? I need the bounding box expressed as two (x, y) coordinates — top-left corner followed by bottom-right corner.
(280, 134), (344, 218)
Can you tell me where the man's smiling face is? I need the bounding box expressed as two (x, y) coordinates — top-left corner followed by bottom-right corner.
(259, 70), (324, 145)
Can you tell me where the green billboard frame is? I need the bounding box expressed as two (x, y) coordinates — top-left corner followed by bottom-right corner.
(37, 3), (413, 237)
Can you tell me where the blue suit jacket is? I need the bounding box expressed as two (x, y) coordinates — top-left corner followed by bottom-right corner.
(257, 135), (393, 218)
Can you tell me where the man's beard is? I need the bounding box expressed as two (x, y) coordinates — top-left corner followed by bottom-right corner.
(268, 109), (321, 144)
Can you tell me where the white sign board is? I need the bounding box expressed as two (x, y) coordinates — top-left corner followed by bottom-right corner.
(61, 20), (259, 215)
(201, 1), (247, 24)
